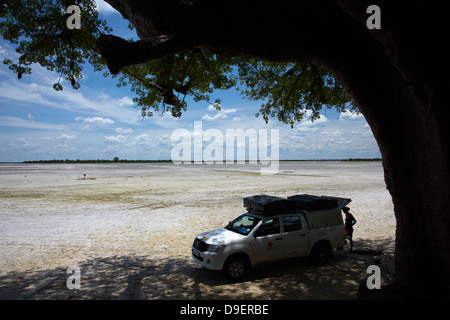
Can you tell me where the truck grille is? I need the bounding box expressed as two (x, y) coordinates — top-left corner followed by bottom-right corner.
(193, 238), (209, 252)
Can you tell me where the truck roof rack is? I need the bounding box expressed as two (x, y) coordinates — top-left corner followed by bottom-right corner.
(243, 194), (352, 215)
(243, 195), (297, 215)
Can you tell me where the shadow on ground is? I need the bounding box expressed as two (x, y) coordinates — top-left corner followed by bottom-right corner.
(0, 238), (394, 300)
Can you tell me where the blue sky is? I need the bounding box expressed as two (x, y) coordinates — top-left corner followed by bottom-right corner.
(0, 0), (381, 162)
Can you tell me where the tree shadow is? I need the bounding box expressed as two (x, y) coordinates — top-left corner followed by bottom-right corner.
(0, 237), (394, 300)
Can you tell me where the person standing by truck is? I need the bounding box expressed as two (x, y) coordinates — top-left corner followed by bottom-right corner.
(343, 207), (357, 252)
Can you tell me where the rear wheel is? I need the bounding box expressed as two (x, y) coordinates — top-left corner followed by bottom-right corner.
(310, 242), (330, 266)
(223, 255), (250, 281)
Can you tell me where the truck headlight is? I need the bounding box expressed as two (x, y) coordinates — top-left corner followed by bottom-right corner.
(207, 244), (225, 254)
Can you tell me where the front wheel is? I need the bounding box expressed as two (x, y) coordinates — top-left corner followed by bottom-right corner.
(223, 255), (250, 281)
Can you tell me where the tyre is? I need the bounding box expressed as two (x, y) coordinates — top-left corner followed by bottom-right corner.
(223, 255), (250, 281)
(310, 242), (330, 266)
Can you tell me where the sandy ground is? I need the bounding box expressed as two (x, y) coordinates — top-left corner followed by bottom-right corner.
(0, 161), (396, 299)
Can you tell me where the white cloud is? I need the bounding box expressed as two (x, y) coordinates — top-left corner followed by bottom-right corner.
(339, 110), (365, 121)
(130, 133), (154, 147)
(16, 137), (37, 149)
(0, 44), (141, 136)
(202, 107), (238, 121)
(276, 108), (381, 160)
(76, 117), (114, 125)
(0, 116), (67, 130)
(152, 112), (181, 129)
(158, 134), (172, 147)
(0, 78), (140, 125)
(104, 135), (128, 143)
(115, 127), (133, 134)
(202, 113), (227, 121)
(135, 133), (149, 141)
(58, 134), (76, 140)
(295, 114), (329, 133)
(41, 134), (76, 141)
(224, 108), (239, 114)
(363, 131), (374, 138)
(207, 104), (218, 111)
(117, 96), (134, 107)
(322, 130), (343, 138)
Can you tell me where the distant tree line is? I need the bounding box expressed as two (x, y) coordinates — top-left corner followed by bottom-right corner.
(340, 158), (382, 162)
(22, 158), (381, 164)
(22, 158), (173, 164)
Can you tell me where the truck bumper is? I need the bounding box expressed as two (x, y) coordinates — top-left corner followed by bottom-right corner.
(192, 247), (226, 271)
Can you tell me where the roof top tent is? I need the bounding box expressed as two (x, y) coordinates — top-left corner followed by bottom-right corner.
(243, 194), (352, 217)
(287, 194), (351, 211)
(243, 195), (297, 215)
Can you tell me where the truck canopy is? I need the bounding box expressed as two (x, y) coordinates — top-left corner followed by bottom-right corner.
(243, 194), (351, 216)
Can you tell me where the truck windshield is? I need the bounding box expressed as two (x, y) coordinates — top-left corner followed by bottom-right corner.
(225, 214), (261, 235)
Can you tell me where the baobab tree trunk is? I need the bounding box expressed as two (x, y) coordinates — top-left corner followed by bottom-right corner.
(332, 1), (450, 295)
(327, 36), (450, 295)
(100, 0), (450, 296)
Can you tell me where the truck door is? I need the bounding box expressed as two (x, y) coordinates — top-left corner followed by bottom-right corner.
(252, 218), (283, 264)
(281, 215), (308, 258)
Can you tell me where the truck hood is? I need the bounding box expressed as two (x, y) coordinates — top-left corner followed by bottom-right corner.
(196, 228), (246, 245)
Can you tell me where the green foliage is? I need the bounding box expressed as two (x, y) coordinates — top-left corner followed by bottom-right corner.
(237, 60), (356, 126)
(1, 0), (111, 90)
(1, 0), (357, 125)
(113, 49), (237, 118)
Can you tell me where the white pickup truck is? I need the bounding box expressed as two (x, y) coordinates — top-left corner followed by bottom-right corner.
(192, 194), (351, 280)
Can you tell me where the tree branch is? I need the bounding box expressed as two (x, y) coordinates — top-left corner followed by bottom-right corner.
(96, 34), (190, 74)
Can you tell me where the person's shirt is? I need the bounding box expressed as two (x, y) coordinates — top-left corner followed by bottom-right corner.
(345, 214), (356, 228)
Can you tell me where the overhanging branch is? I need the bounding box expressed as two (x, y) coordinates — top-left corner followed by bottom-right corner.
(96, 34), (191, 74)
